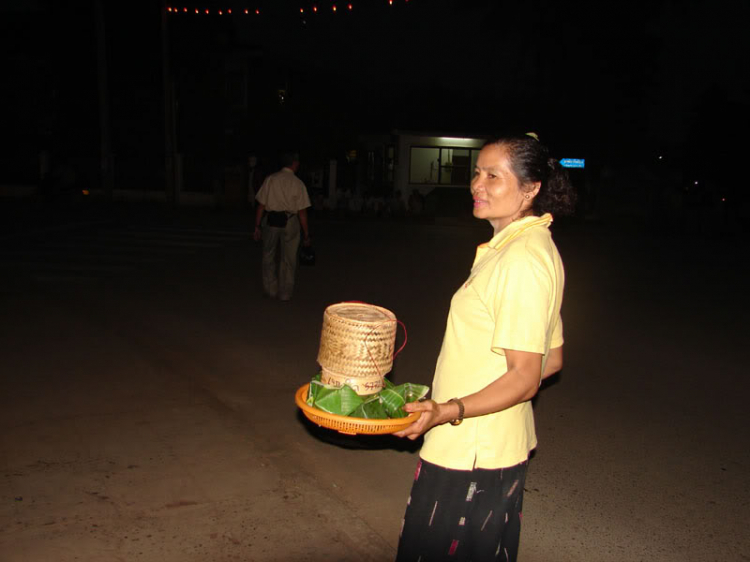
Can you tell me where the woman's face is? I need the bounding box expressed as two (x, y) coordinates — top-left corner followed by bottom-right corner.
(471, 144), (529, 233)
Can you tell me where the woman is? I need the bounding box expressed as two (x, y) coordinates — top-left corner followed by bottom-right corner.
(393, 133), (576, 561)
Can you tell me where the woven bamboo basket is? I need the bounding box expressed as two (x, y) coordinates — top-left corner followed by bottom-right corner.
(317, 302), (398, 396)
(295, 384), (420, 435)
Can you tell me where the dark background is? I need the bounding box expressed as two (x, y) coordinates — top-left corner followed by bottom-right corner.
(2, 0), (749, 202)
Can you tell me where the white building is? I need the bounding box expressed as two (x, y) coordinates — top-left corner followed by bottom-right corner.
(357, 130), (486, 203)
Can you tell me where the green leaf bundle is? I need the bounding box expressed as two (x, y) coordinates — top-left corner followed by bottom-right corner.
(307, 373), (429, 419)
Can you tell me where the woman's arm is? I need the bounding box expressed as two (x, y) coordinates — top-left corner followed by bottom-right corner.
(393, 348), (543, 440)
(542, 346), (563, 379)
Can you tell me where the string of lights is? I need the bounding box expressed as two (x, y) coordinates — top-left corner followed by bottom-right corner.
(166, 0), (411, 16)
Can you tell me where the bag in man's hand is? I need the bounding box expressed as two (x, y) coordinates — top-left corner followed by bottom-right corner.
(299, 244), (316, 266)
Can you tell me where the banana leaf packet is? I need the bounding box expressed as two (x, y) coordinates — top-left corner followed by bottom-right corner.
(306, 373), (429, 419)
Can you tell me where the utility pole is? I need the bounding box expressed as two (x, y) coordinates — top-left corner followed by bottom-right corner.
(95, 0), (114, 198)
(161, 0), (177, 204)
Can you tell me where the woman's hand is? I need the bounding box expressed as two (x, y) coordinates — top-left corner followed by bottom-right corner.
(393, 400), (453, 440)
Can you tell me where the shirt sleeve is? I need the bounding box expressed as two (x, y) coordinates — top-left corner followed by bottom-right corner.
(488, 256), (552, 356)
(293, 180), (312, 212)
(550, 314), (564, 348)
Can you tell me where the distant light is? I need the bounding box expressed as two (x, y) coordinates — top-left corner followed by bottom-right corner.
(227, 8), (232, 14)
(722, 197), (727, 202)
(81, 189), (90, 196)
(694, 181), (699, 185)
(348, 2), (353, 9)
(195, 8), (199, 13)
(205, 9), (209, 14)
(300, 7), (304, 13)
(332, 4), (337, 12)
(183, 7), (187, 12)
(389, 0), (393, 4)
(167, 6), (172, 12)
(658, 155), (663, 160)
(245, 9), (249, 13)
(218, 10), (223, 15)
(438, 136), (481, 144)
(313, 5), (318, 12)
(255, 9), (260, 14)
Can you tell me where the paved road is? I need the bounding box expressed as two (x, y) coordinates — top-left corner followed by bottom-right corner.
(1, 204), (748, 561)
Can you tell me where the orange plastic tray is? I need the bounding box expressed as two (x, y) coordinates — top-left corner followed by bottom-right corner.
(295, 383), (421, 435)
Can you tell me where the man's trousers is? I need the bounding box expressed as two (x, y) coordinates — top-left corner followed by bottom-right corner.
(261, 214), (300, 300)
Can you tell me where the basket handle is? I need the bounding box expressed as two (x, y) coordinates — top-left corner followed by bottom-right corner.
(364, 318), (408, 378)
(393, 319), (408, 359)
(339, 301), (408, 376)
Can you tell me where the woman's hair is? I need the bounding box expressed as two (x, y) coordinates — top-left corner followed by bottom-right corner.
(485, 133), (577, 216)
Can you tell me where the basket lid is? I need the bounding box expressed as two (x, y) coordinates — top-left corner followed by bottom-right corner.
(324, 302), (396, 324)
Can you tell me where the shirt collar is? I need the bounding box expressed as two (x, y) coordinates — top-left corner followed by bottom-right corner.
(486, 213), (553, 250)
(473, 214), (553, 265)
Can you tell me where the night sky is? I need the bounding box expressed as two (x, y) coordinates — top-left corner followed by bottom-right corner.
(2, 0), (748, 183)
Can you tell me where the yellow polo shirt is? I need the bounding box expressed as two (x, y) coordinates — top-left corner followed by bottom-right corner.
(419, 214), (565, 470)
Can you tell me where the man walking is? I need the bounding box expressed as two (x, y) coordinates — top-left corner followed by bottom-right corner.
(253, 153), (311, 301)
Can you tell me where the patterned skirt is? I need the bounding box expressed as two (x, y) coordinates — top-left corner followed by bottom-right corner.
(396, 458), (528, 562)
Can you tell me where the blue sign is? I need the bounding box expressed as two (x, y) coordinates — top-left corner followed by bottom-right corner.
(560, 158), (585, 169)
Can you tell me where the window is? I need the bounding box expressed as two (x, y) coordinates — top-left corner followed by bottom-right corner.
(409, 147), (439, 184)
(439, 148), (470, 185)
(410, 146), (481, 186)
